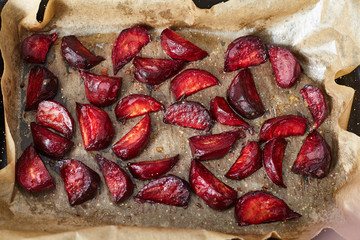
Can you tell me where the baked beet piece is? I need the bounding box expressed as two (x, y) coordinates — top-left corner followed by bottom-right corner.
(263, 138), (287, 188)
(163, 101), (213, 131)
(61, 35), (104, 70)
(300, 84), (328, 129)
(259, 115), (308, 142)
(16, 144), (55, 192)
(224, 35), (267, 72)
(95, 154), (134, 203)
(112, 26), (150, 74)
(25, 66), (58, 111)
(133, 57), (185, 85)
(235, 191), (301, 226)
(225, 141), (262, 180)
(112, 115), (151, 160)
(170, 69), (220, 100)
(189, 160), (237, 210)
(31, 122), (73, 159)
(227, 68), (265, 119)
(128, 155), (179, 180)
(80, 71), (122, 107)
(76, 103), (115, 151)
(134, 174), (191, 207)
(210, 96), (253, 133)
(160, 28), (208, 61)
(189, 130), (244, 161)
(22, 33), (57, 63)
(59, 159), (100, 206)
(115, 94), (163, 124)
(291, 130), (331, 178)
(268, 45), (302, 88)
(36, 100), (74, 139)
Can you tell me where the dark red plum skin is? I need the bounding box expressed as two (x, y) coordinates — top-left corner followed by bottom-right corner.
(160, 28), (208, 61)
(59, 159), (100, 206)
(235, 191), (301, 226)
(259, 115), (308, 142)
(112, 26), (150, 74)
(189, 130), (244, 161)
(300, 84), (329, 129)
(134, 174), (191, 207)
(163, 101), (213, 131)
(128, 155), (179, 180)
(227, 68), (265, 119)
(25, 66), (58, 111)
(96, 154), (135, 203)
(16, 144), (55, 192)
(291, 130), (331, 178)
(80, 71), (122, 107)
(115, 94), (163, 124)
(133, 57), (185, 86)
(22, 33), (57, 63)
(112, 115), (151, 161)
(224, 35), (267, 72)
(189, 160), (237, 211)
(36, 100), (74, 139)
(210, 96), (254, 133)
(170, 69), (220, 100)
(76, 103), (115, 151)
(268, 45), (302, 88)
(263, 138), (287, 188)
(31, 122), (73, 159)
(225, 141), (262, 180)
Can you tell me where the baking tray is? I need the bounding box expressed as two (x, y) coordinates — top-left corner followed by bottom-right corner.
(0, 0), (356, 239)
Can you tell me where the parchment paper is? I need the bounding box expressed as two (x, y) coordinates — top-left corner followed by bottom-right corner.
(1, 0), (360, 239)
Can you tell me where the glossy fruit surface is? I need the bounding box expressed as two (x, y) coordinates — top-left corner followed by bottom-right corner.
(128, 155), (179, 180)
(112, 115), (151, 160)
(160, 28), (208, 61)
(76, 103), (115, 151)
(16, 144), (55, 192)
(25, 66), (58, 111)
(22, 33), (57, 63)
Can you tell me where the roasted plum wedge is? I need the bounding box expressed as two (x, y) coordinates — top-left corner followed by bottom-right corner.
(16, 144), (55, 192)
(96, 154), (135, 203)
(133, 57), (185, 86)
(80, 71), (122, 107)
(135, 174), (191, 207)
(268, 45), (302, 88)
(61, 35), (104, 70)
(128, 155), (179, 180)
(22, 33), (57, 63)
(190, 160), (237, 211)
(36, 100), (74, 139)
(76, 103), (115, 151)
(235, 190), (301, 226)
(227, 68), (265, 119)
(259, 115), (308, 142)
(112, 115), (151, 160)
(31, 122), (73, 159)
(291, 130), (331, 178)
(300, 84), (329, 129)
(225, 141), (262, 180)
(189, 130), (244, 161)
(25, 66), (58, 111)
(224, 35), (267, 72)
(171, 69), (220, 101)
(59, 159), (100, 206)
(263, 138), (287, 188)
(210, 96), (253, 133)
(163, 101), (213, 131)
(112, 26), (150, 74)
(115, 94), (163, 124)
(160, 28), (208, 61)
